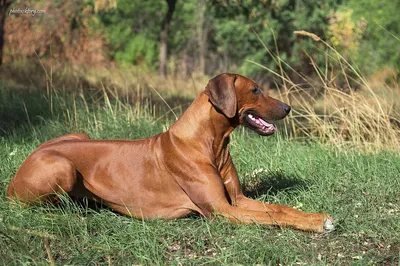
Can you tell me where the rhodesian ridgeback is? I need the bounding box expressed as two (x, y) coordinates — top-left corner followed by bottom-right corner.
(7, 73), (334, 232)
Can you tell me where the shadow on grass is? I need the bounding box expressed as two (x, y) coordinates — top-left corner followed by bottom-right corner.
(0, 90), (53, 137)
(242, 170), (309, 199)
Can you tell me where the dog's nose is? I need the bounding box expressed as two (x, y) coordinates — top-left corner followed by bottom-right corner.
(283, 104), (291, 114)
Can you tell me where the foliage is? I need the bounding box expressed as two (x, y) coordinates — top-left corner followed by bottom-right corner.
(212, 0), (341, 78)
(328, 9), (366, 56)
(4, 0), (399, 79)
(347, 0), (400, 74)
(97, 0), (163, 67)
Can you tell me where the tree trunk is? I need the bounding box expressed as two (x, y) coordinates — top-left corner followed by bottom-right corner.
(159, 0), (177, 77)
(197, 0), (206, 75)
(0, 0), (13, 66)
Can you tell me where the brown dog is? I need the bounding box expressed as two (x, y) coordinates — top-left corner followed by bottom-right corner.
(7, 73), (333, 232)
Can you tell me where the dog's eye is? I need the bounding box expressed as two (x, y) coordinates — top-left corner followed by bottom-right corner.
(251, 88), (261, 94)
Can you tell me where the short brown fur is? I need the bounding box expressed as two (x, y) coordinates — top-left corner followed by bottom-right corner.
(7, 73), (331, 232)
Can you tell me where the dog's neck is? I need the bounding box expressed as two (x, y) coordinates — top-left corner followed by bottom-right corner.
(168, 92), (238, 159)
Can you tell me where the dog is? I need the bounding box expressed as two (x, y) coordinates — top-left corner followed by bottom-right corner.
(7, 73), (333, 232)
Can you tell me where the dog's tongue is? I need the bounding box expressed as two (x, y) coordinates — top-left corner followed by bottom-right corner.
(248, 113), (276, 133)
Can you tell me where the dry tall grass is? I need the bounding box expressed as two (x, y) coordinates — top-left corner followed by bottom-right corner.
(250, 31), (400, 152)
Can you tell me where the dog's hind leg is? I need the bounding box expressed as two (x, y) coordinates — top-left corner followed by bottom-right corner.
(7, 133), (91, 205)
(7, 150), (78, 206)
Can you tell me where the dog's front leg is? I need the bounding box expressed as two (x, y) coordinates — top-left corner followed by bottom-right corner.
(220, 157), (333, 232)
(221, 156), (271, 211)
(210, 201), (330, 232)
(177, 165), (328, 232)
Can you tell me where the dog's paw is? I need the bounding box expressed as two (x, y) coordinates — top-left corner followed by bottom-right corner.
(323, 217), (335, 232)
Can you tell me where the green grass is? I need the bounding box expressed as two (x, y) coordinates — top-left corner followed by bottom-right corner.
(0, 90), (399, 265)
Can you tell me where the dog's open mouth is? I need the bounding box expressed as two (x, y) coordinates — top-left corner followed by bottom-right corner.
(244, 112), (276, 136)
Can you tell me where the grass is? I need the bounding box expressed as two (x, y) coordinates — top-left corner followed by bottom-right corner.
(0, 87), (399, 265)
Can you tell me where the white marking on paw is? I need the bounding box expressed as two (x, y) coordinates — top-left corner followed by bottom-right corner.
(323, 218), (335, 232)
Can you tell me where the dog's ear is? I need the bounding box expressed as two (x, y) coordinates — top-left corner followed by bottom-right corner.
(204, 73), (237, 118)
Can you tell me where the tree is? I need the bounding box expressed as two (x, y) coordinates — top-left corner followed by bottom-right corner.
(159, 0), (177, 77)
(0, 0), (12, 65)
(347, 0), (400, 73)
(197, 0), (207, 74)
(98, 0), (163, 66)
(210, 0), (341, 79)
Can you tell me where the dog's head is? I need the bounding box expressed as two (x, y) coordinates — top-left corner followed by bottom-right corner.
(205, 73), (291, 136)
